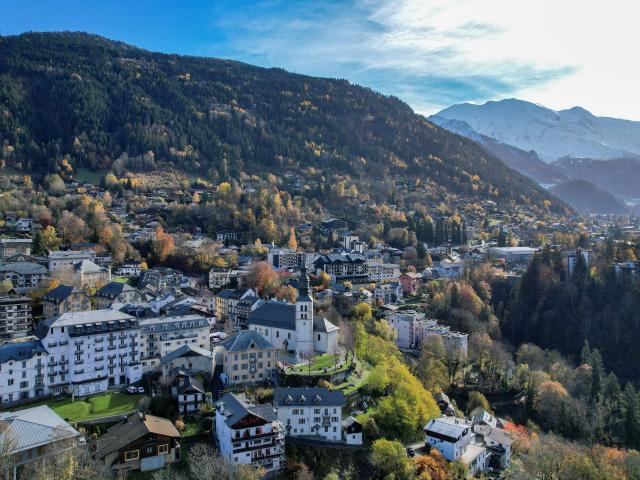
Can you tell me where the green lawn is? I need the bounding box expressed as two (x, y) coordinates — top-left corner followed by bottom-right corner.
(8, 392), (143, 423)
(74, 167), (107, 184)
(289, 352), (353, 375)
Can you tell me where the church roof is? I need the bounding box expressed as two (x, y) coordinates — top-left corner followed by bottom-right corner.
(249, 301), (296, 330)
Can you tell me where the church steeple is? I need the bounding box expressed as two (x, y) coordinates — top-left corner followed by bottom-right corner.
(298, 267), (310, 297)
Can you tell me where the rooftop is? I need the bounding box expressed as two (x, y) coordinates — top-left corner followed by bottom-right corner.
(51, 309), (134, 328)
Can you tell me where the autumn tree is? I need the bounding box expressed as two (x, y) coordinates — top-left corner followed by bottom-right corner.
(371, 439), (413, 480)
(57, 211), (88, 244)
(243, 262), (280, 297)
(151, 225), (175, 263)
(287, 227), (298, 250)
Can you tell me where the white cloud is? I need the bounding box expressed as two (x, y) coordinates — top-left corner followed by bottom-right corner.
(211, 0), (640, 120)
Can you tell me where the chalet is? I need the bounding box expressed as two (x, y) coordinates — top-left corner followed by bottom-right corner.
(170, 370), (205, 414)
(214, 393), (285, 473)
(95, 412), (181, 476)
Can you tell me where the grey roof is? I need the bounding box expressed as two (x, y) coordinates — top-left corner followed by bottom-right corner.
(0, 406), (79, 454)
(160, 344), (213, 365)
(0, 262), (47, 275)
(0, 340), (46, 364)
(43, 285), (80, 302)
(273, 387), (345, 408)
(216, 393), (277, 428)
(177, 376), (204, 395)
(139, 314), (208, 333)
(0, 238), (32, 245)
(0, 295), (31, 305)
(313, 316), (339, 333)
(249, 301), (338, 333)
(314, 254), (365, 265)
(216, 289), (235, 300)
(96, 281), (137, 298)
(249, 301), (296, 330)
(50, 309), (135, 328)
(219, 330), (274, 352)
(74, 259), (105, 273)
(424, 418), (471, 442)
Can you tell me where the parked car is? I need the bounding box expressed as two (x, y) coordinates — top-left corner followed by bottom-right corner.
(137, 386), (145, 393)
(126, 386), (137, 394)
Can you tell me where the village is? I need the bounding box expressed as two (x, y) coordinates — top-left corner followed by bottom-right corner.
(0, 170), (638, 479)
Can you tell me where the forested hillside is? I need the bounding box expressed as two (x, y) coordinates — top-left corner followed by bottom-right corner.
(0, 32), (566, 213)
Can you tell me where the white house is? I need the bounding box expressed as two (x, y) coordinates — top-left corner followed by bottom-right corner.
(215, 393), (285, 473)
(39, 309), (142, 396)
(248, 270), (339, 357)
(273, 387), (345, 442)
(342, 416), (363, 445)
(424, 417), (474, 461)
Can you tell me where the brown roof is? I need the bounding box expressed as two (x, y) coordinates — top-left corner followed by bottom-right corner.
(95, 412), (179, 458)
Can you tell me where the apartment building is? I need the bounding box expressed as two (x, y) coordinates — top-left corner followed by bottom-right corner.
(313, 254), (368, 281)
(385, 310), (468, 355)
(215, 393), (285, 473)
(267, 249), (314, 271)
(214, 288), (256, 323)
(0, 296), (32, 340)
(42, 285), (90, 320)
(273, 387), (345, 442)
(0, 262), (48, 291)
(0, 339), (47, 404)
(139, 314), (210, 371)
(40, 309), (142, 396)
(208, 267), (240, 288)
(367, 263), (401, 282)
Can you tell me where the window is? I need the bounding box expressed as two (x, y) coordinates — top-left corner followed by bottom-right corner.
(124, 450), (139, 461)
(318, 334), (321, 341)
(7, 379), (13, 386)
(158, 444), (169, 455)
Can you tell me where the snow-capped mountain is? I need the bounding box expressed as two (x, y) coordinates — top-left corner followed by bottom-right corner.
(433, 99), (640, 163)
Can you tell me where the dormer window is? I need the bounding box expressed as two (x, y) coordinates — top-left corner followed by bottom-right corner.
(314, 395), (321, 404)
(299, 395), (306, 403)
(285, 395), (293, 404)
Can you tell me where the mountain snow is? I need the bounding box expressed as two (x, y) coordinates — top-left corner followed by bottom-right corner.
(434, 99), (640, 163)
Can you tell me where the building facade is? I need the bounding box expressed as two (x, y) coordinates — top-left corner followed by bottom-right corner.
(273, 387), (345, 442)
(215, 393), (285, 473)
(214, 330), (276, 386)
(40, 309), (142, 396)
(42, 285), (91, 320)
(0, 296), (32, 340)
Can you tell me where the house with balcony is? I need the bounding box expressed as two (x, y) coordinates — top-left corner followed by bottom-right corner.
(215, 393), (285, 473)
(0, 262), (49, 292)
(170, 370), (205, 414)
(96, 282), (145, 309)
(95, 412), (181, 476)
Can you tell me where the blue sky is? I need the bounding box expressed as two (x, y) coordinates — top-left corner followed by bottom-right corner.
(2, 0), (639, 119)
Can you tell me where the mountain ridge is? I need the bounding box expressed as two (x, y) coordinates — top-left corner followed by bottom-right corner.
(0, 31), (567, 214)
(435, 98), (640, 163)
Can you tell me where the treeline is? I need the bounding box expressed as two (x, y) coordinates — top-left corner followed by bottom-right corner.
(0, 32), (567, 213)
(503, 246), (640, 380)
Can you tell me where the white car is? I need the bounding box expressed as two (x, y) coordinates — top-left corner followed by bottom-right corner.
(126, 386), (137, 394)
(137, 386), (145, 394)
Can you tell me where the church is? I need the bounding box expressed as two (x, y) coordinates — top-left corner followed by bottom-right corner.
(248, 269), (339, 357)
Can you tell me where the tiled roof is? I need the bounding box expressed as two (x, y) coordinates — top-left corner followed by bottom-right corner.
(160, 344), (213, 365)
(219, 330), (274, 352)
(0, 340), (46, 364)
(95, 412), (179, 458)
(0, 262), (47, 275)
(216, 393), (277, 428)
(273, 387), (345, 408)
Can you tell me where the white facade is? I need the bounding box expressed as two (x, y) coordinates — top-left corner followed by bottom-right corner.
(42, 309), (142, 396)
(424, 417), (474, 461)
(0, 340), (47, 404)
(368, 263), (401, 282)
(139, 314), (210, 371)
(295, 296), (314, 357)
(274, 388), (345, 442)
(385, 311), (468, 355)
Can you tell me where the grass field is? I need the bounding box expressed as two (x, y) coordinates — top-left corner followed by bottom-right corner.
(289, 352), (353, 375)
(74, 167), (107, 184)
(8, 392), (143, 423)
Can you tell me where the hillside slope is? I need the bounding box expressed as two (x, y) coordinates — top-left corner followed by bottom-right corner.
(436, 99), (640, 163)
(549, 179), (629, 215)
(0, 32), (565, 213)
